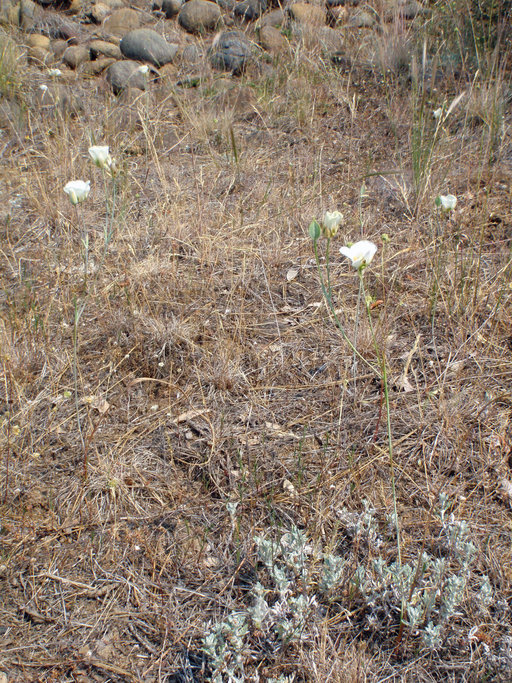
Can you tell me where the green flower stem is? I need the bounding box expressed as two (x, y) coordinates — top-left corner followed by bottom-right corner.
(102, 170), (117, 253)
(359, 272), (404, 622)
(325, 236), (332, 300)
(75, 204), (88, 287)
(73, 297), (87, 451)
(353, 272), (363, 382)
(74, 167), (119, 480)
(102, 171), (110, 246)
(312, 238), (380, 378)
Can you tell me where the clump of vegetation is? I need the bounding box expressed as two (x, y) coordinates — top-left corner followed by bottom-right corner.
(203, 497), (495, 680)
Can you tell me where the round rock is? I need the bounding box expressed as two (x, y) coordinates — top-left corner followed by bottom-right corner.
(62, 44), (90, 69)
(259, 8), (285, 27)
(209, 30), (251, 74)
(162, 0), (183, 18)
(88, 3), (110, 23)
(106, 59), (148, 94)
(258, 25), (286, 53)
(234, 0), (267, 20)
(289, 2), (325, 25)
(27, 33), (50, 49)
(120, 28), (178, 66)
(178, 0), (222, 34)
(102, 8), (142, 37)
(89, 39), (122, 60)
(82, 57), (116, 75)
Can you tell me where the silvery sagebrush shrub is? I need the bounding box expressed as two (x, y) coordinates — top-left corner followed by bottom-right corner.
(203, 498), (494, 679)
(346, 495), (493, 649)
(202, 612), (249, 683)
(203, 525), (319, 681)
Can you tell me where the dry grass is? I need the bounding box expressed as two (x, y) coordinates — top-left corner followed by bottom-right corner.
(1, 6), (512, 681)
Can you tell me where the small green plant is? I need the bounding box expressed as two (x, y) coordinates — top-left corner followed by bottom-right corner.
(350, 494), (493, 649)
(427, 192), (458, 320)
(203, 612), (249, 682)
(203, 499), (493, 679)
(203, 526), (318, 682)
(64, 145), (121, 480)
(89, 144), (120, 255)
(308, 214), (379, 375)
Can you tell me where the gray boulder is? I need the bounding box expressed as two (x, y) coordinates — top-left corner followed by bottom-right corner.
(62, 44), (90, 69)
(120, 28), (178, 67)
(106, 59), (148, 94)
(181, 43), (202, 63)
(209, 30), (251, 74)
(162, 0), (183, 18)
(259, 8), (285, 27)
(234, 0), (267, 20)
(178, 0), (221, 34)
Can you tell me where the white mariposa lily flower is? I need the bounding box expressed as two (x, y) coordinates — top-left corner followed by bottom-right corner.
(340, 240), (377, 270)
(63, 180), (90, 205)
(321, 210), (343, 238)
(436, 194), (457, 211)
(89, 145), (112, 170)
(47, 68), (62, 77)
